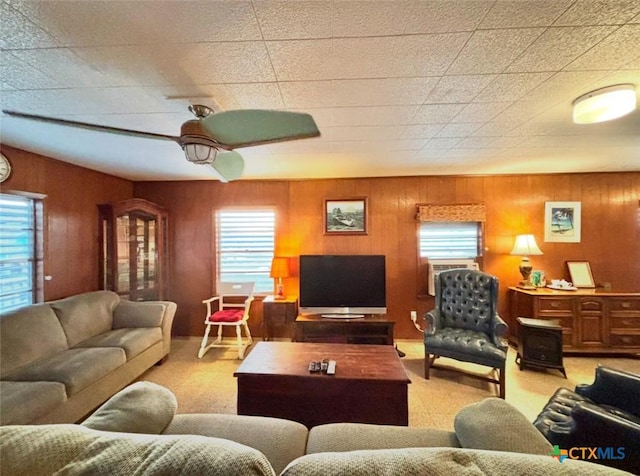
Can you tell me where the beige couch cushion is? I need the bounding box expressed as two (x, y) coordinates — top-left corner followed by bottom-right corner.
(8, 347), (126, 395)
(113, 300), (167, 328)
(307, 422), (459, 453)
(0, 381), (67, 425)
(0, 304), (68, 377)
(49, 291), (120, 347)
(164, 413), (308, 475)
(281, 447), (626, 476)
(454, 397), (553, 455)
(75, 328), (162, 359)
(82, 381), (177, 434)
(0, 424), (276, 476)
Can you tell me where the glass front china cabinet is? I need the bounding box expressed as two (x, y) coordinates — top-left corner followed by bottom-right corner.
(99, 199), (168, 301)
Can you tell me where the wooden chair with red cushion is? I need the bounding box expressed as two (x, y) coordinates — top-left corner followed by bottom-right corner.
(198, 281), (255, 360)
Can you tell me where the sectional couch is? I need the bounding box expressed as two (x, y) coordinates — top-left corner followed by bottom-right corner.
(0, 382), (626, 475)
(0, 291), (176, 425)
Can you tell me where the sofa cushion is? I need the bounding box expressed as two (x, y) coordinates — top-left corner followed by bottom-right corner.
(8, 347), (126, 395)
(82, 381), (177, 434)
(454, 397), (552, 455)
(307, 423), (459, 454)
(0, 304), (68, 378)
(0, 424), (276, 476)
(0, 381), (67, 425)
(281, 447), (626, 476)
(113, 300), (167, 328)
(74, 328), (162, 359)
(164, 413), (308, 475)
(49, 291), (120, 347)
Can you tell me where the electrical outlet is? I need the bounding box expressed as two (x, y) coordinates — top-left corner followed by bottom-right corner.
(410, 310), (417, 322)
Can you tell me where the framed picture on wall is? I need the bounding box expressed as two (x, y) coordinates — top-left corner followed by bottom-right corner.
(544, 201), (581, 243)
(324, 198), (367, 235)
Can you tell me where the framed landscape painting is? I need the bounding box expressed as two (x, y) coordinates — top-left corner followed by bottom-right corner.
(544, 201), (581, 243)
(324, 198), (367, 235)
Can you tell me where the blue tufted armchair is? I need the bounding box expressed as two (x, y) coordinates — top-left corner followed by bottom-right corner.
(424, 268), (509, 398)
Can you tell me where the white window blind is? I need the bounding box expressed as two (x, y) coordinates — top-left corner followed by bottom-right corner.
(0, 194), (35, 313)
(215, 209), (275, 293)
(419, 222), (481, 259)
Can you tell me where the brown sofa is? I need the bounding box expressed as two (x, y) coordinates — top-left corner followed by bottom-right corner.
(0, 291), (176, 425)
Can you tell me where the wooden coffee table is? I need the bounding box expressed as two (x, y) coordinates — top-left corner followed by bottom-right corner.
(234, 341), (410, 428)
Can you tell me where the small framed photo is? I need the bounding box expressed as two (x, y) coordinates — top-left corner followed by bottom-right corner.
(324, 198), (367, 235)
(544, 201), (581, 243)
(567, 261), (595, 288)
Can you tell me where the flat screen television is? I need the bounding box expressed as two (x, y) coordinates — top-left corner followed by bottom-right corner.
(299, 254), (387, 317)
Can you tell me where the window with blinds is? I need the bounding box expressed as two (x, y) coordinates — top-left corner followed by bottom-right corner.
(215, 209), (275, 293)
(419, 221), (481, 259)
(0, 194), (36, 313)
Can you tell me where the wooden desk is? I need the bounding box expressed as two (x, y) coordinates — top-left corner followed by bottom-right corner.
(509, 287), (640, 354)
(295, 314), (394, 345)
(234, 342), (410, 428)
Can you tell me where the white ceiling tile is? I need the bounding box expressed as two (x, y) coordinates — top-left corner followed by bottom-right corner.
(172, 83), (285, 111)
(329, 1), (417, 37)
(279, 78), (439, 108)
(452, 102), (513, 123)
(447, 28), (545, 75)
(267, 33), (470, 80)
(0, 2), (59, 49)
(487, 135), (525, 147)
(565, 25), (640, 71)
(480, 1), (573, 28)
(9, 0), (261, 46)
(316, 105), (420, 127)
(253, 0), (332, 40)
(404, 0), (491, 33)
(475, 72), (554, 101)
(471, 120), (520, 137)
(414, 148), (447, 159)
(553, 0), (640, 26)
(401, 124), (445, 139)
(426, 75), (496, 103)
(454, 137), (498, 148)
(321, 126), (406, 141)
(411, 104), (466, 124)
(0, 51), (60, 90)
(506, 26), (618, 72)
(435, 123), (482, 138)
(425, 137), (463, 149)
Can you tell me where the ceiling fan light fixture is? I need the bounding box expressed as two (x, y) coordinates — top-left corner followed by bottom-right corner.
(572, 84), (636, 124)
(183, 142), (218, 164)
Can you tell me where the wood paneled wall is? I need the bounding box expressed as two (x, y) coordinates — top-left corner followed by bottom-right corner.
(4, 145), (639, 340)
(0, 146), (132, 300)
(136, 172), (640, 339)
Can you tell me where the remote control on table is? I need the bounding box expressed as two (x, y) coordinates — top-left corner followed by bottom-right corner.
(321, 359), (329, 373)
(326, 360), (336, 375)
(308, 361), (320, 373)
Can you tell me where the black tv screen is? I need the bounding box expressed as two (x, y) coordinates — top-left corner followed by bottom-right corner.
(299, 255), (386, 316)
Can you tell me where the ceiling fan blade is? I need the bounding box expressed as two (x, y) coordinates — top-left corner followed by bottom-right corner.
(201, 110), (320, 149)
(2, 110), (182, 144)
(211, 151), (244, 183)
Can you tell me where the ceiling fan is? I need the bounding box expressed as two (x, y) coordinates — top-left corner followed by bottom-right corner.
(2, 105), (321, 182)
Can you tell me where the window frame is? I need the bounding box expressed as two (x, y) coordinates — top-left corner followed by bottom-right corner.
(214, 207), (276, 295)
(0, 191), (45, 312)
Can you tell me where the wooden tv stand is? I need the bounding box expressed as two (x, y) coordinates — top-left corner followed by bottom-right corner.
(295, 314), (394, 345)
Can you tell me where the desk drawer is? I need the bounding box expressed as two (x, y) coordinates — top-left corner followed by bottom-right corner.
(610, 316), (640, 329)
(609, 333), (640, 347)
(538, 298), (573, 312)
(608, 298), (640, 312)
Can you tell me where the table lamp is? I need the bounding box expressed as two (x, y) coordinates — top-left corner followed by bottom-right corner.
(510, 234), (543, 289)
(270, 257), (290, 299)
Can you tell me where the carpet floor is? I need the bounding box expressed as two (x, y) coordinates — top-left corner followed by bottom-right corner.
(139, 337), (640, 430)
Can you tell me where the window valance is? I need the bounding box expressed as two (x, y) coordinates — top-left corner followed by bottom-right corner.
(416, 203), (486, 222)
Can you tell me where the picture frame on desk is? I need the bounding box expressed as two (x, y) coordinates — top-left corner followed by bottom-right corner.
(566, 261), (596, 288)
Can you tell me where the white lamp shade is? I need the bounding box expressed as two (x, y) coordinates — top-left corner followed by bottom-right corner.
(573, 84), (637, 124)
(511, 234), (543, 256)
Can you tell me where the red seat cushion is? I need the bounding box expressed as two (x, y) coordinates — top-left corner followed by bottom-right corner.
(207, 310), (244, 323)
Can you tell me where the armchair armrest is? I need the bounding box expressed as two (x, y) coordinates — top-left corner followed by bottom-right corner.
(547, 401), (640, 472)
(113, 300), (176, 357)
(490, 313), (509, 351)
(575, 365), (640, 416)
(425, 309), (442, 335)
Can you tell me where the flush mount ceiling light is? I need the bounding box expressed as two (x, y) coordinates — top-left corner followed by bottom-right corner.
(572, 84), (637, 124)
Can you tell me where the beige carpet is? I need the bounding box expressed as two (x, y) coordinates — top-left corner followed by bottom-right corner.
(139, 337), (640, 430)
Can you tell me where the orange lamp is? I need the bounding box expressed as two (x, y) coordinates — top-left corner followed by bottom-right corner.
(270, 257), (290, 299)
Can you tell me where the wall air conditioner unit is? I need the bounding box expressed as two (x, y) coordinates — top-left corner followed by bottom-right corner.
(428, 259), (480, 296)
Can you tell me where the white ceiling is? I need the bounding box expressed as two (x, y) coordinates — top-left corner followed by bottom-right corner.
(1, 0), (639, 181)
